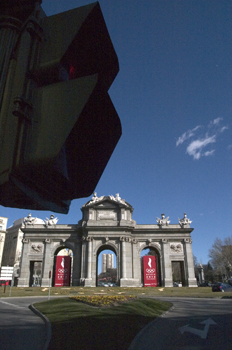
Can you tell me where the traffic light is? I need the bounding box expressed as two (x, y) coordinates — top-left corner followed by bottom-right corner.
(0, 1), (121, 213)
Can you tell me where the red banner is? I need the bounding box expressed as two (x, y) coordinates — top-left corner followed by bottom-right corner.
(55, 256), (71, 287)
(143, 256), (157, 287)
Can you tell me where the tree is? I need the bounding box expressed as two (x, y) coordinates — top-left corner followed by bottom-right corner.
(203, 262), (215, 283)
(208, 236), (232, 280)
(193, 255), (200, 281)
(193, 255), (198, 268)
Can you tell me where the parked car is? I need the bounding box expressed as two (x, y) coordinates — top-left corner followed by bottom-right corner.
(198, 282), (211, 287)
(173, 282), (182, 287)
(212, 282), (232, 292)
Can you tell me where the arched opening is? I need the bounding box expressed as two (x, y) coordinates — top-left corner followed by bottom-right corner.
(172, 261), (186, 286)
(29, 261), (42, 287)
(96, 246), (117, 287)
(52, 247), (73, 287)
(141, 247), (161, 287)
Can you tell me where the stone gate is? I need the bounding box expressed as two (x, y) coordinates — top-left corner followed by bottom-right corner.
(18, 194), (197, 287)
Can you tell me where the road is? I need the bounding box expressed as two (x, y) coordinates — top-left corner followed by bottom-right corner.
(129, 297), (232, 350)
(0, 297), (50, 350)
(1, 296), (232, 350)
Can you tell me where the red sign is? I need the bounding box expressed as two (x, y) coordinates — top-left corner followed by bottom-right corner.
(143, 256), (157, 287)
(55, 256), (71, 287)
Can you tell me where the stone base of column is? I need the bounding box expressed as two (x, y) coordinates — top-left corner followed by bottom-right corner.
(83, 278), (94, 287)
(164, 279), (173, 287)
(41, 278), (50, 287)
(187, 278), (198, 287)
(17, 278), (28, 287)
(120, 278), (140, 287)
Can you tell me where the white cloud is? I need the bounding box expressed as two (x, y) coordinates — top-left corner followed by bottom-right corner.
(220, 126), (228, 133)
(204, 150), (215, 157)
(176, 126), (201, 146)
(176, 117), (229, 160)
(186, 135), (216, 160)
(208, 117), (223, 127)
(213, 117), (223, 125)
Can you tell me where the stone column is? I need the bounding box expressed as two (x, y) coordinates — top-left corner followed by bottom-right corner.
(198, 264), (204, 284)
(131, 239), (140, 286)
(121, 238), (126, 279)
(162, 239), (173, 287)
(184, 238), (197, 287)
(120, 236), (139, 287)
(18, 239), (30, 287)
(87, 238), (92, 279)
(72, 241), (82, 286)
(84, 237), (93, 287)
(41, 239), (52, 287)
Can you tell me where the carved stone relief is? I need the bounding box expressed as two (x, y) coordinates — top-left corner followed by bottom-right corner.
(170, 242), (183, 254)
(97, 210), (117, 220)
(30, 243), (43, 254)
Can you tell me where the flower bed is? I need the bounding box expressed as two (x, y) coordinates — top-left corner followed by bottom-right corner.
(70, 295), (136, 307)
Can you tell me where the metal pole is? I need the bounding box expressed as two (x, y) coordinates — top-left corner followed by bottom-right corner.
(9, 279), (12, 297)
(48, 270), (51, 300)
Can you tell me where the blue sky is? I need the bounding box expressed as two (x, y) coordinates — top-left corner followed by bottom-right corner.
(1, 0), (232, 266)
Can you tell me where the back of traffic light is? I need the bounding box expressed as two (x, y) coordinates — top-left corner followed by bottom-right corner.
(0, 1), (121, 213)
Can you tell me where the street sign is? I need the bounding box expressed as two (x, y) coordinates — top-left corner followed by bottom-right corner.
(0, 266), (14, 280)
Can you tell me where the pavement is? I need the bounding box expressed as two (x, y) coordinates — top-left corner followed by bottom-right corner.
(129, 297), (232, 350)
(2, 296), (232, 350)
(0, 297), (51, 350)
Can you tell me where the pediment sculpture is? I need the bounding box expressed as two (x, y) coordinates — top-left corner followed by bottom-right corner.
(156, 214), (170, 226)
(179, 213), (192, 227)
(45, 214), (58, 227)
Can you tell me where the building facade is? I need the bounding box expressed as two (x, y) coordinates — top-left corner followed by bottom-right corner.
(1, 216), (44, 284)
(17, 194), (197, 288)
(0, 217), (8, 267)
(102, 253), (114, 273)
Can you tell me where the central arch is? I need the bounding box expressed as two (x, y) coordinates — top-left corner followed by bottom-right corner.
(96, 244), (118, 287)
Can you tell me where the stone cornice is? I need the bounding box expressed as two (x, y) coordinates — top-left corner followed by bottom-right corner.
(21, 224), (78, 234)
(134, 225), (194, 234)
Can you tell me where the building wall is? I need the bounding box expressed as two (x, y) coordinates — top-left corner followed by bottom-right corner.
(102, 253), (114, 273)
(0, 217), (8, 267)
(1, 219), (24, 268)
(2, 215), (45, 284)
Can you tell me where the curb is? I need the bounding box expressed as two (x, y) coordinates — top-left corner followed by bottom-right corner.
(29, 304), (51, 350)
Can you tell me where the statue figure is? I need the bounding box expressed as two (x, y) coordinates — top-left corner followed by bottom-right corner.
(109, 193), (128, 206)
(179, 213), (192, 227)
(45, 214), (58, 227)
(86, 192), (104, 206)
(91, 192), (98, 202)
(115, 193), (121, 201)
(24, 213), (37, 225)
(157, 214), (170, 226)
